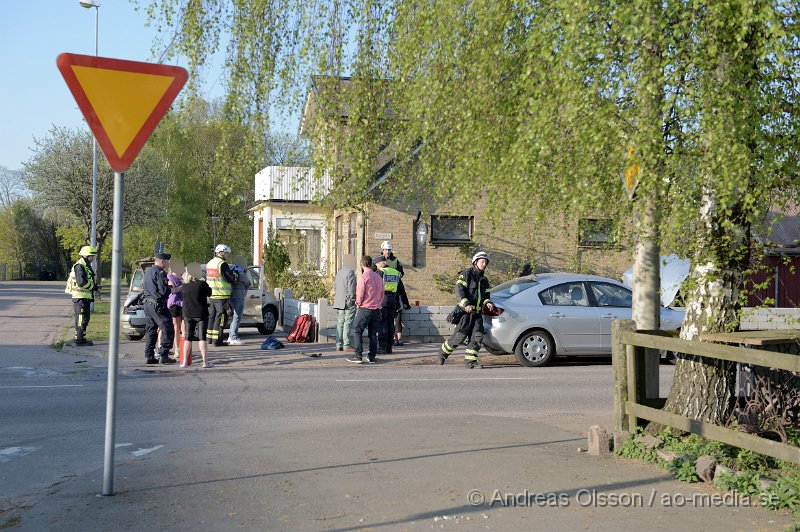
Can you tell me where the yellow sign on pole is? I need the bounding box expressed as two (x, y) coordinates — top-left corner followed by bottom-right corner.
(621, 145), (642, 200)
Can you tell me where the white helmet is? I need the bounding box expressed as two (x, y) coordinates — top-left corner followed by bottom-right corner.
(215, 244), (231, 255)
(472, 251), (489, 264)
(380, 241), (393, 250)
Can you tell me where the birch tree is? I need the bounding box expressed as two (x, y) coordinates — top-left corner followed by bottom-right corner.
(143, 0), (800, 426)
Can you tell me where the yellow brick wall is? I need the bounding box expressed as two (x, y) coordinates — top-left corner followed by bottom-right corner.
(331, 203), (634, 306)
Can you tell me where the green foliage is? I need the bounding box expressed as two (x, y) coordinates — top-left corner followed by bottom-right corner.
(762, 475), (800, 513)
(262, 224), (291, 290)
(666, 458), (699, 483)
(23, 125), (164, 254)
(140, 100), (258, 263)
(658, 432), (736, 464)
(277, 269), (331, 303)
(615, 428), (659, 463)
(715, 471), (762, 497)
(0, 198), (70, 275)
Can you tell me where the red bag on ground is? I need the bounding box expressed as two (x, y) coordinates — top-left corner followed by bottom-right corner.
(295, 314), (315, 343)
(287, 314), (312, 343)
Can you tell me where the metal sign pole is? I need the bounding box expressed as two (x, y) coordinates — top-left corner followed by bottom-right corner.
(101, 170), (124, 496)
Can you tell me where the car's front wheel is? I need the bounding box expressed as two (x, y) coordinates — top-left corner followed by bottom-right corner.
(514, 329), (555, 367)
(256, 307), (278, 335)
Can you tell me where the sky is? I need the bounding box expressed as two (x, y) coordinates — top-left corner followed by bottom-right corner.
(0, 1), (300, 172)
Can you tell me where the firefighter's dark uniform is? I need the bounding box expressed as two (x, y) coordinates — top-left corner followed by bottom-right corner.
(206, 255), (238, 346)
(143, 256), (175, 364)
(440, 265), (492, 368)
(66, 256), (96, 345)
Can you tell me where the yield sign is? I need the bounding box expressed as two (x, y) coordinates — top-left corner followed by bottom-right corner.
(57, 53), (188, 172)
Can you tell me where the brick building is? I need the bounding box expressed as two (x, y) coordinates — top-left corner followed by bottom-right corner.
(295, 76), (632, 305)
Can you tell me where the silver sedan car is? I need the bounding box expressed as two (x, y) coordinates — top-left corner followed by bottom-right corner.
(482, 273), (685, 367)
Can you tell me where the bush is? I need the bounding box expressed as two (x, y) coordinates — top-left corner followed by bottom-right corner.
(278, 269), (330, 302)
(262, 224), (290, 290)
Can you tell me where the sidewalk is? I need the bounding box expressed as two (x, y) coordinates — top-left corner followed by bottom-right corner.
(10, 411), (791, 531)
(10, 335), (793, 531)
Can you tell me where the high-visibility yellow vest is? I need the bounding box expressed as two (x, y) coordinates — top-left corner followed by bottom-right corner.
(206, 256), (232, 299)
(65, 257), (95, 299)
(384, 257), (402, 276)
(381, 267), (401, 293)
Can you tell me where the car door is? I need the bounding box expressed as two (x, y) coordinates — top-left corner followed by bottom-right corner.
(243, 265), (263, 324)
(538, 281), (601, 353)
(588, 281), (633, 351)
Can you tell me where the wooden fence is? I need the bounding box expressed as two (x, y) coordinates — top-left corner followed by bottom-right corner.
(612, 320), (800, 465)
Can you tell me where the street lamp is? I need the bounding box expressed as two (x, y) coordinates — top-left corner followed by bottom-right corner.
(80, 0), (100, 250)
(211, 216), (220, 252)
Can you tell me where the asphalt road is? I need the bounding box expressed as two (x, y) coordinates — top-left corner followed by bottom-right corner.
(0, 281), (790, 530)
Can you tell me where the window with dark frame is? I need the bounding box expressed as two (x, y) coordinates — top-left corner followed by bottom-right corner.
(430, 215), (473, 245)
(578, 218), (616, 248)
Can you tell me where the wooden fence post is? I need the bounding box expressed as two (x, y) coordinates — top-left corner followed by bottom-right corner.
(612, 320), (636, 432)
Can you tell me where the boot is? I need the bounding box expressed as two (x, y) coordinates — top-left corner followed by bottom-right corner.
(145, 357), (158, 365)
(464, 359), (478, 369)
(160, 355), (177, 364)
(438, 350), (447, 365)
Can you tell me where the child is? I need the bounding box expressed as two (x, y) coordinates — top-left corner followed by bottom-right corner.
(181, 266), (214, 368)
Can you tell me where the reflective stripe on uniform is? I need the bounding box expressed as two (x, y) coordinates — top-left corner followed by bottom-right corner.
(464, 349), (479, 361)
(459, 298), (469, 308)
(441, 340), (455, 354)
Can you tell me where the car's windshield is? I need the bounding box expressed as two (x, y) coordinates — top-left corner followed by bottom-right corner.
(491, 276), (539, 299)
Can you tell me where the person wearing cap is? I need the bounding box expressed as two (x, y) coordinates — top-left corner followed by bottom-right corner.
(142, 252), (179, 364)
(439, 251), (495, 369)
(65, 245), (99, 346)
(374, 241), (411, 347)
(206, 244), (238, 347)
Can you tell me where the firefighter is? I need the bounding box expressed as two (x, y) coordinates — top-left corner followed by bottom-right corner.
(206, 244), (238, 347)
(439, 251), (495, 368)
(376, 261), (401, 354)
(65, 245), (99, 346)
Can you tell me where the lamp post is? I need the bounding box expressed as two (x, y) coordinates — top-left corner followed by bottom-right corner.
(80, 0), (100, 250)
(211, 216), (220, 252)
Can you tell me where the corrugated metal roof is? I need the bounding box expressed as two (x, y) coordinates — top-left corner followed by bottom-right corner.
(254, 166), (331, 202)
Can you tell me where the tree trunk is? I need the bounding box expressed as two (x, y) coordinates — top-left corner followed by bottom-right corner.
(660, 187), (747, 426)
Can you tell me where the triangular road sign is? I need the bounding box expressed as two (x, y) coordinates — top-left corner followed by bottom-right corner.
(57, 53), (188, 172)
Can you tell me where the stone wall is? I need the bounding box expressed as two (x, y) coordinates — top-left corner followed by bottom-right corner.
(740, 308), (800, 330)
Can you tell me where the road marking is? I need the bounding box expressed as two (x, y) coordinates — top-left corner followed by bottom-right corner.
(0, 446), (38, 463)
(132, 445), (165, 457)
(115, 443), (133, 448)
(0, 385), (84, 389)
(3, 367), (63, 378)
(337, 376), (546, 383)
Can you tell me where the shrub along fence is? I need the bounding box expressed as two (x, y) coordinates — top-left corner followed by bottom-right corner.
(612, 320), (800, 465)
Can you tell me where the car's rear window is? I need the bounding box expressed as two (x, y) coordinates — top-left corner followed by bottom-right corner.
(131, 269), (144, 291)
(491, 277), (539, 299)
